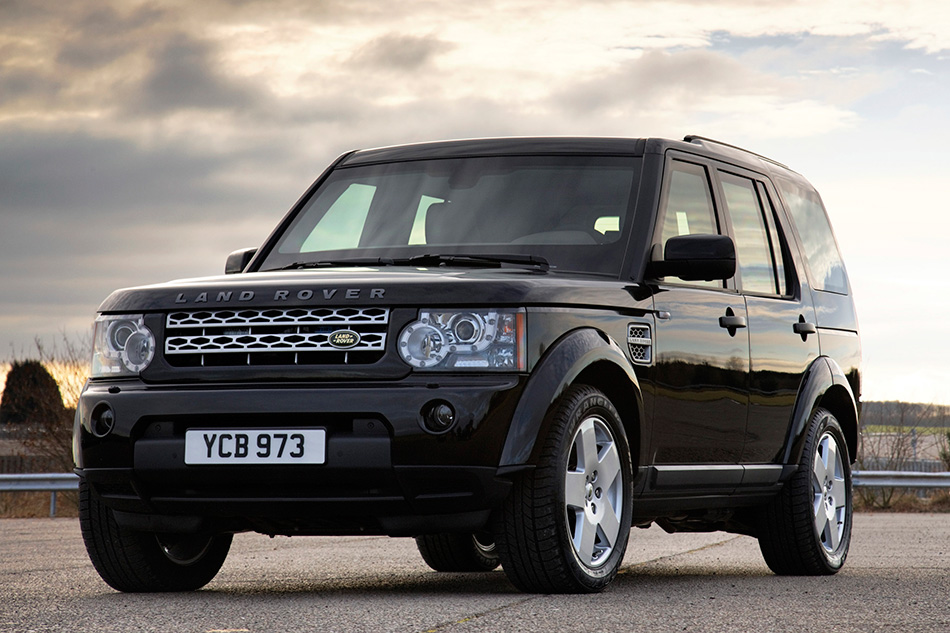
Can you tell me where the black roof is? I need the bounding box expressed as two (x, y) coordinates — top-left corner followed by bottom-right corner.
(341, 137), (648, 166)
(339, 135), (803, 181)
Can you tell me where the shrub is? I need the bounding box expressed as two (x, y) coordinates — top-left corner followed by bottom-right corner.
(0, 360), (66, 432)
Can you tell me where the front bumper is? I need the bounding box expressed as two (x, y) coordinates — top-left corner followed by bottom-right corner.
(76, 376), (526, 536)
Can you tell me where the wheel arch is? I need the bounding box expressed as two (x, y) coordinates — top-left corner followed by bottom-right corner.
(782, 356), (859, 467)
(572, 360), (642, 470)
(498, 328), (643, 468)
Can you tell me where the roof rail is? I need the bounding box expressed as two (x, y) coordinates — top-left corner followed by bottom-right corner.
(683, 135), (790, 170)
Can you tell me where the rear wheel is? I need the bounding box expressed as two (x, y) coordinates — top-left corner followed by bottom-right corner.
(495, 385), (632, 593)
(79, 479), (232, 592)
(758, 407), (852, 575)
(415, 532), (500, 572)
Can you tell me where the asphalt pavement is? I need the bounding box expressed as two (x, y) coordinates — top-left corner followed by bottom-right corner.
(1, 513), (947, 632)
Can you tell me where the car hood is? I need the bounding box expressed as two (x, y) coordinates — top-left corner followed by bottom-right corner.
(98, 267), (650, 313)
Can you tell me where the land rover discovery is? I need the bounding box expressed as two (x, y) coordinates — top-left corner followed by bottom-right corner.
(74, 136), (861, 594)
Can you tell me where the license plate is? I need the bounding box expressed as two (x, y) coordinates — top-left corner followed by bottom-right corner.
(184, 429), (326, 465)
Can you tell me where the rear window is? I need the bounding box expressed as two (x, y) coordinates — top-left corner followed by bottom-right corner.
(776, 178), (849, 294)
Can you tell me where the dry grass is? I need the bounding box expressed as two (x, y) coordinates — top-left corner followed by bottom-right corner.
(854, 489), (950, 513)
(0, 491), (78, 518)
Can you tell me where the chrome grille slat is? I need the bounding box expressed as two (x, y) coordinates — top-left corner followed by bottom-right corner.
(164, 308), (390, 366)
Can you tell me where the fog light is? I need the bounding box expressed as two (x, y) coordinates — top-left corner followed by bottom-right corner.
(91, 403), (116, 438)
(423, 400), (456, 433)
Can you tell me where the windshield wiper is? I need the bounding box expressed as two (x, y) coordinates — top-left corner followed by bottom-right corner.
(281, 258), (395, 270)
(400, 253), (550, 272)
(281, 253), (550, 272)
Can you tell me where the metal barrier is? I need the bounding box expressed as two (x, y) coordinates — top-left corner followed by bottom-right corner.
(852, 470), (950, 489)
(0, 473), (79, 517)
(1, 470), (949, 518)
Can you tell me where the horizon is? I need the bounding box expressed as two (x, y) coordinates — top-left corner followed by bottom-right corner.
(2, 359), (949, 413)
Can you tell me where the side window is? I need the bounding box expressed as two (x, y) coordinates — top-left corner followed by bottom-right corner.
(659, 161), (718, 245)
(776, 178), (848, 294)
(719, 173), (778, 295)
(656, 161), (720, 287)
(757, 183), (788, 296)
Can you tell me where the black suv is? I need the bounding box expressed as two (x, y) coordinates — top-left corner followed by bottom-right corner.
(75, 136), (861, 594)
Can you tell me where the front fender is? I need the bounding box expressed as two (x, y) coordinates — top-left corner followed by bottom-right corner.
(499, 328), (640, 467)
(782, 356), (859, 467)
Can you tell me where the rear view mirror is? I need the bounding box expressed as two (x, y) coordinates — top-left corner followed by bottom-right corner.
(225, 248), (257, 274)
(646, 234), (736, 281)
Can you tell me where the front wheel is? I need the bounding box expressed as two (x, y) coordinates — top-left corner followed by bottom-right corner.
(495, 385), (633, 593)
(79, 480), (232, 592)
(757, 407), (853, 575)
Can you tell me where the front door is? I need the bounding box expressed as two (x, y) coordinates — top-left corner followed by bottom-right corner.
(649, 158), (750, 467)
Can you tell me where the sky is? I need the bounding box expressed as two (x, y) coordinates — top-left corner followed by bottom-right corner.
(1, 0), (949, 405)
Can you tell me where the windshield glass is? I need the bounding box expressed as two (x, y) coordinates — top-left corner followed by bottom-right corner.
(260, 155), (640, 276)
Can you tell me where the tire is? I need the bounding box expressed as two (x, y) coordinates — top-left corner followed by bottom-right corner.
(79, 479), (232, 592)
(758, 407), (852, 575)
(415, 532), (501, 572)
(495, 384), (632, 593)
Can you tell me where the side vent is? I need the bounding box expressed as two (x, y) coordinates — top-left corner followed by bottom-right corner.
(627, 323), (653, 365)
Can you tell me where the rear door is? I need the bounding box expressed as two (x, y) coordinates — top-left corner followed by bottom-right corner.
(713, 168), (820, 466)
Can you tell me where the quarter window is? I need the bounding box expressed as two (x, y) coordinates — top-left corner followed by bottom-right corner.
(776, 178), (848, 294)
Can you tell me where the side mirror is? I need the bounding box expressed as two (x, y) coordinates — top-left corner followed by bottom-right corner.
(225, 248), (257, 275)
(646, 234), (736, 281)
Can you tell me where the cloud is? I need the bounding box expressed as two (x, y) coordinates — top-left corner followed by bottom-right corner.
(0, 128), (261, 215)
(544, 49), (860, 139)
(56, 5), (164, 70)
(347, 33), (455, 71)
(0, 66), (63, 106)
(132, 33), (262, 114)
(554, 49), (764, 116)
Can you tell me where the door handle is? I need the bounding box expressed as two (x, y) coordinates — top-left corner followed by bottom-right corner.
(793, 316), (817, 341)
(719, 315), (747, 329)
(719, 307), (747, 336)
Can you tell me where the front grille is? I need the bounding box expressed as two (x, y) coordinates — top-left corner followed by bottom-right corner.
(164, 308), (390, 367)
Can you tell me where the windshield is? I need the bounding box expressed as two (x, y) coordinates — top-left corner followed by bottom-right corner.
(260, 155), (640, 276)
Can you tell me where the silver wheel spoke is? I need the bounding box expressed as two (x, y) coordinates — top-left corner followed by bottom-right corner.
(813, 438), (829, 483)
(597, 497), (621, 549)
(576, 420), (599, 473)
(823, 437), (839, 478)
(598, 442), (621, 486)
(831, 476), (847, 505)
(575, 514), (598, 566)
(815, 510), (828, 544)
(565, 471), (588, 509)
(824, 514), (841, 551)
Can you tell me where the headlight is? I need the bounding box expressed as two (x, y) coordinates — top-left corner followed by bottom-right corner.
(398, 309), (525, 371)
(91, 314), (156, 377)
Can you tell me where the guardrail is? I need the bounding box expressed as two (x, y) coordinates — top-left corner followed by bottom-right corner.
(0, 473), (79, 517)
(1, 470), (949, 518)
(852, 470), (950, 489)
